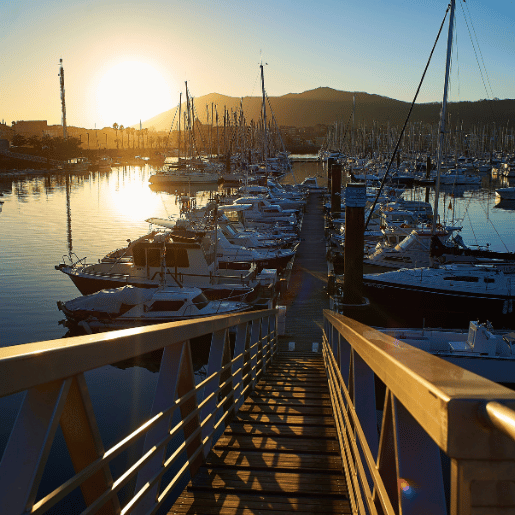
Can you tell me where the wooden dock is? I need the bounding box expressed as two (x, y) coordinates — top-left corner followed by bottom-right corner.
(168, 192), (348, 514)
(170, 353), (349, 514)
(279, 191), (329, 352)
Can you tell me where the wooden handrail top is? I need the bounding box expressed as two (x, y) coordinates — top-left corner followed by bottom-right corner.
(324, 310), (515, 459)
(0, 309), (276, 398)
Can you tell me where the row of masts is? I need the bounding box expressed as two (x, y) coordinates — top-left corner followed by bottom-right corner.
(170, 76), (286, 164)
(324, 118), (515, 158)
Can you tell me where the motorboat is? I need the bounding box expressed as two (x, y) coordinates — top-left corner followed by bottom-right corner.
(361, 263), (515, 328)
(58, 284), (250, 333)
(299, 176), (327, 191)
(438, 168), (481, 185)
(55, 231), (279, 306)
(215, 204), (300, 245)
(224, 197), (300, 233)
(148, 216), (297, 272)
(211, 230), (296, 273)
(377, 321), (515, 384)
(495, 187), (515, 201)
(149, 167), (220, 185)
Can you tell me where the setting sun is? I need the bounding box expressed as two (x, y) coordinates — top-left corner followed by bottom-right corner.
(95, 61), (174, 128)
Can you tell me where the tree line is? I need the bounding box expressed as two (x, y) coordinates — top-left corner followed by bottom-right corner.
(11, 134), (82, 160)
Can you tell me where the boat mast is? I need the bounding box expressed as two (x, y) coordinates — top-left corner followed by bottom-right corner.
(431, 0), (456, 235)
(178, 92), (182, 161)
(260, 63), (268, 165)
(185, 82), (191, 160)
(59, 58), (67, 140)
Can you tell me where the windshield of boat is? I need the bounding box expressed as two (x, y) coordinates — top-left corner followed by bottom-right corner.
(192, 293), (210, 309)
(222, 224), (238, 236)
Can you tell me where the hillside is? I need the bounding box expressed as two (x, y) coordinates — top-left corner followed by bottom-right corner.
(139, 87), (515, 132)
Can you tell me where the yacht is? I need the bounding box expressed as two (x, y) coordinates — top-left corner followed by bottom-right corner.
(58, 285), (250, 333)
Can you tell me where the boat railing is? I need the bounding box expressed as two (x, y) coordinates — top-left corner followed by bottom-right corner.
(323, 309), (515, 515)
(0, 308), (278, 515)
(57, 252), (88, 268)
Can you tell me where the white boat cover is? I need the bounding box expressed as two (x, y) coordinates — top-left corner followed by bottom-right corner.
(64, 286), (156, 314)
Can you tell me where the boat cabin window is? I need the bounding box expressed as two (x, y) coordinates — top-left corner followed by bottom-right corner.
(165, 248), (189, 268)
(484, 277), (495, 283)
(192, 293), (209, 309)
(132, 245), (189, 268)
(147, 300), (185, 312)
(223, 224), (238, 237)
(224, 210), (240, 223)
(146, 248), (162, 268)
(443, 276), (479, 282)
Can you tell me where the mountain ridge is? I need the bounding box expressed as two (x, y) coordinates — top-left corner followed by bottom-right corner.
(138, 87), (515, 132)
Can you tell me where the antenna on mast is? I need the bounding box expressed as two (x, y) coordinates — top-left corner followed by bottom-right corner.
(58, 58), (67, 140)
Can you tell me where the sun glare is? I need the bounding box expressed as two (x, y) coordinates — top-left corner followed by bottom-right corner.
(106, 176), (175, 223)
(95, 61), (174, 128)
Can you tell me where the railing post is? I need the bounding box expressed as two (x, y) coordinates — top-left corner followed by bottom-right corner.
(60, 374), (120, 514)
(249, 318), (261, 386)
(338, 334), (351, 390)
(133, 341), (194, 515)
(232, 322), (249, 411)
(353, 352), (379, 462)
(269, 313), (278, 359)
(260, 317), (269, 375)
(394, 398), (446, 515)
(0, 379), (72, 515)
(201, 329), (230, 457)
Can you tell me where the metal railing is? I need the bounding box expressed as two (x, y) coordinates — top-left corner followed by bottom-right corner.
(0, 309), (278, 515)
(323, 309), (515, 515)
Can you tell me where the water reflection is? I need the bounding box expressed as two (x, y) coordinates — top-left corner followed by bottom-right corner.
(494, 198), (515, 212)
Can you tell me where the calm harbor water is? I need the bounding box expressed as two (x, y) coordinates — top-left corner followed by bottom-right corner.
(0, 159), (514, 511)
(1, 161), (513, 347)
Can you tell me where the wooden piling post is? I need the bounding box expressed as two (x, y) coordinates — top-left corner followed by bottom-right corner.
(343, 182), (367, 307)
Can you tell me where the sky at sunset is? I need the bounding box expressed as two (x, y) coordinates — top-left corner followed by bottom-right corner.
(1, 0), (514, 130)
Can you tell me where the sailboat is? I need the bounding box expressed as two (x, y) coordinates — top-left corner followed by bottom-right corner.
(360, 0), (515, 329)
(149, 85), (221, 185)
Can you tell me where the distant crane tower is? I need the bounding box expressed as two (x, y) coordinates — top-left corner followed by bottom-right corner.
(59, 58), (67, 140)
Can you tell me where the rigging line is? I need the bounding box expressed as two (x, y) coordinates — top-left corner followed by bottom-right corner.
(477, 198), (510, 252)
(164, 101), (180, 151)
(364, 5), (450, 230)
(265, 92), (286, 150)
(187, 90), (208, 157)
(461, 0), (495, 99)
(459, 0), (498, 131)
(458, 187), (474, 224)
(335, 109), (354, 153)
(466, 210), (479, 247)
(159, 193), (171, 218)
(248, 68), (261, 100)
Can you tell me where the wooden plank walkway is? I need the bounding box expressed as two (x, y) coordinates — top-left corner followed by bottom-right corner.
(279, 191), (329, 352)
(169, 353), (350, 514)
(168, 192), (347, 514)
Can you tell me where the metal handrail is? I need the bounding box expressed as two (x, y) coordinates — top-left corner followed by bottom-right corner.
(323, 309), (515, 515)
(482, 401), (515, 441)
(0, 309), (278, 515)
